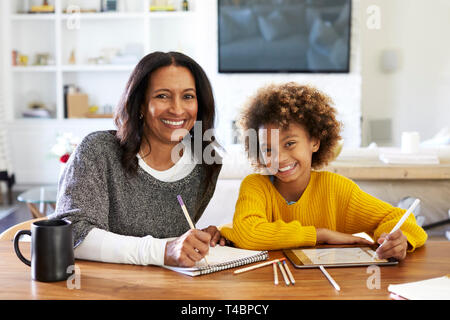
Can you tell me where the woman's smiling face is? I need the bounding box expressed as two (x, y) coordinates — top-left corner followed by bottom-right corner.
(143, 65), (198, 145)
(259, 122), (320, 183)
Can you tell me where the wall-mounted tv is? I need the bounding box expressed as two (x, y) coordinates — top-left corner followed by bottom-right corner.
(218, 0), (351, 73)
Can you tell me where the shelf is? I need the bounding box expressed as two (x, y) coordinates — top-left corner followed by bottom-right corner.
(148, 11), (196, 18)
(61, 64), (135, 72)
(12, 66), (57, 72)
(9, 118), (114, 125)
(85, 114), (114, 119)
(11, 13), (56, 21)
(60, 12), (146, 20)
(3, 0), (198, 124)
(12, 65), (135, 72)
(59, 11), (196, 20)
(12, 11), (196, 21)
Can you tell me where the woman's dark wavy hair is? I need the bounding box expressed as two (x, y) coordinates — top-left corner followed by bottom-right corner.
(114, 51), (221, 207)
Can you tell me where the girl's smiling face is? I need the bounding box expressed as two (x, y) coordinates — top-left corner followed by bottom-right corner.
(259, 122), (320, 184)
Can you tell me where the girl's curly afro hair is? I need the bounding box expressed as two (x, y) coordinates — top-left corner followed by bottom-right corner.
(239, 82), (342, 170)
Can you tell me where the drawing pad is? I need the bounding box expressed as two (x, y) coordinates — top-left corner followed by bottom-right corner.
(283, 247), (398, 268)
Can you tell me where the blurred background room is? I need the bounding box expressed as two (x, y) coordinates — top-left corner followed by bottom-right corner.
(0, 0), (449, 239)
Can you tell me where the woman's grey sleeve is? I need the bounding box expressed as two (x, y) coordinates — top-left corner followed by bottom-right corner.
(53, 135), (110, 248)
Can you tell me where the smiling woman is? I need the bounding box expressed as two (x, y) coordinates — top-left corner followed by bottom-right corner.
(54, 52), (225, 268)
(140, 64), (198, 170)
(115, 52), (217, 175)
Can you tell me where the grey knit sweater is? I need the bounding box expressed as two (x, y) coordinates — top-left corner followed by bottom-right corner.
(54, 131), (220, 248)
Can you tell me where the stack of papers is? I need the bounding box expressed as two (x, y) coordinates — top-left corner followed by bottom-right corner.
(388, 275), (450, 300)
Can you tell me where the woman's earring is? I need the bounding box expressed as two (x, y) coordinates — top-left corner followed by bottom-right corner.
(139, 113), (144, 120)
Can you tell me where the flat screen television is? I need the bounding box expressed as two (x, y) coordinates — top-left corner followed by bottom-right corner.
(218, 0), (351, 73)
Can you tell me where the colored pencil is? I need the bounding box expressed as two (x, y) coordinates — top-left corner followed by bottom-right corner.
(234, 258), (281, 274)
(283, 260), (295, 285)
(277, 261), (290, 286)
(177, 195), (209, 266)
(273, 262), (279, 285)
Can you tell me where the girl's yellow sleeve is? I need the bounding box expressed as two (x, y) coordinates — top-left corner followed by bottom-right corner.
(343, 184), (428, 251)
(220, 175), (316, 250)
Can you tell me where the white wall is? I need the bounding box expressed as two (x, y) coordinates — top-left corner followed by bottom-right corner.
(194, 0), (362, 149)
(360, 0), (450, 146)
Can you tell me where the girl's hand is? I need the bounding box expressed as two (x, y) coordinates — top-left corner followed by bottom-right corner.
(201, 225), (227, 247)
(316, 228), (374, 245)
(375, 229), (408, 261)
(164, 229), (211, 267)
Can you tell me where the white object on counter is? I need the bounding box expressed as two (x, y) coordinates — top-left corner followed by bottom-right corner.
(401, 132), (420, 154)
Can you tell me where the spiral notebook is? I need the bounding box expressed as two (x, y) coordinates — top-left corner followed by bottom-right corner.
(163, 245), (269, 276)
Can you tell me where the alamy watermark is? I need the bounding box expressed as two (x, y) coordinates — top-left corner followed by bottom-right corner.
(169, 121), (280, 174)
(66, 264), (81, 290)
(366, 5), (381, 30)
(366, 265), (381, 290)
(66, 5), (81, 30)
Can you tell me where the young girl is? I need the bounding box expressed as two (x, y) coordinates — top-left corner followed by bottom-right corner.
(221, 82), (427, 261)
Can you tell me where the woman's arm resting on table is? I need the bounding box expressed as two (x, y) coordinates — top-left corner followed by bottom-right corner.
(74, 228), (168, 266)
(76, 226), (226, 267)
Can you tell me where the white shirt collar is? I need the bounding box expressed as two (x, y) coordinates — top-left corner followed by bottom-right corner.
(136, 142), (198, 182)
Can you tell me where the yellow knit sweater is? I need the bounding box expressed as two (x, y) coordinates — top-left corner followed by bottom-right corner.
(221, 171), (427, 251)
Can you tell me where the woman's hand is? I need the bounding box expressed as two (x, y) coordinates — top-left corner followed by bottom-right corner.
(164, 229), (211, 267)
(316, 228), (374, 246)
(201, 225), (227, 247)
(375, 229), (408, 261)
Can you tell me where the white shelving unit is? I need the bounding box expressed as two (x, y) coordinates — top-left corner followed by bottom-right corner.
(2, 0), (198, 121)
(1, 0), (198, 184)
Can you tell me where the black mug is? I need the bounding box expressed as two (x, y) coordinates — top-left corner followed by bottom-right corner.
(13, 219), (74, 282)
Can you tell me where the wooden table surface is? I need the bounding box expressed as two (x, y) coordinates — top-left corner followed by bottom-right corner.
(1, 241), (449, 300)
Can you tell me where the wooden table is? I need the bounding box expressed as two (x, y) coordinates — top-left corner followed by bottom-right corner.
(1, 241), (449, 300)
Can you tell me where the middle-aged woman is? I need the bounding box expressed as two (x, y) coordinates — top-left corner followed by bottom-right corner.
(54, 51), (224, 267)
